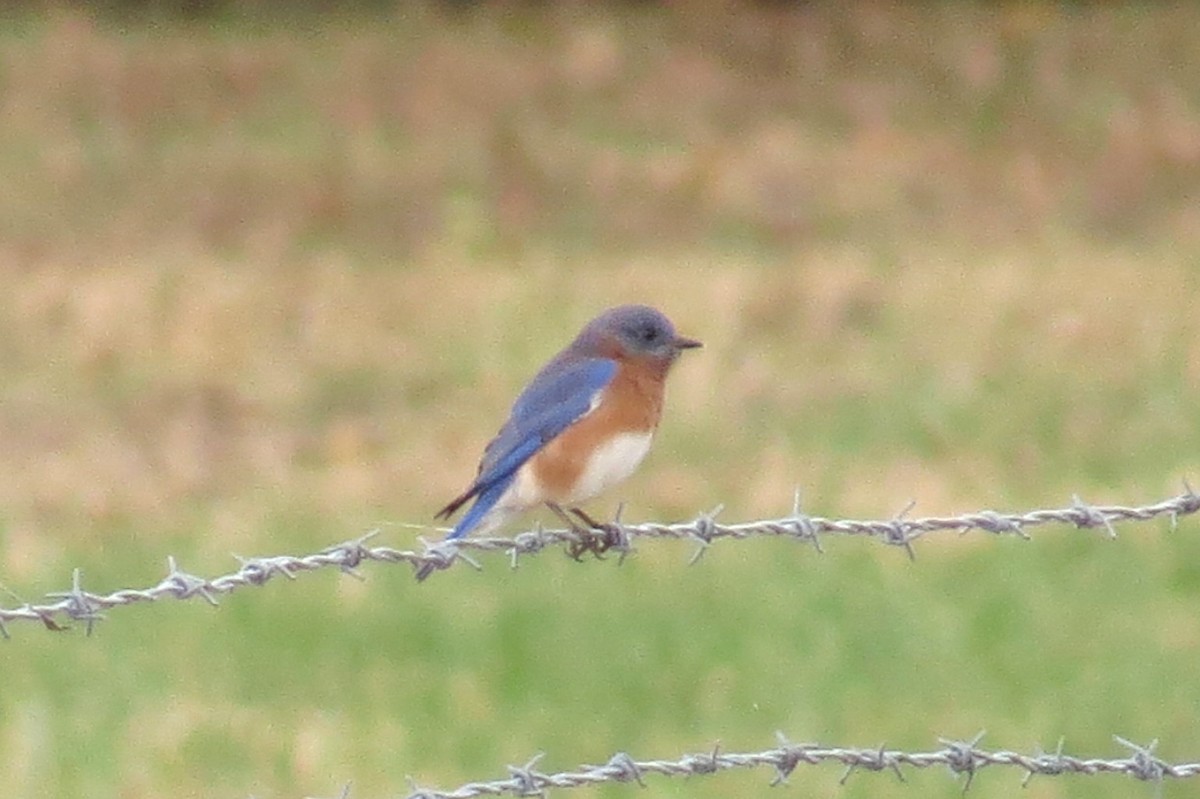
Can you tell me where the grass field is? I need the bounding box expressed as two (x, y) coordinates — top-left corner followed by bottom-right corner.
(2, 4), (1199, 798)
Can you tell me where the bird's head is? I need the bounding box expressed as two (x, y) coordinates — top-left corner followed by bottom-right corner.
(576, 305), (702, 367)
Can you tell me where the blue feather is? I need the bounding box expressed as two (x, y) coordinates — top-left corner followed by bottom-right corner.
(447, 439), (537, 539)
(441, 357), (617, 538)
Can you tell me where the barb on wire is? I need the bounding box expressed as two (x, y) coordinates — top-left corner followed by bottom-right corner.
(356, 734), (1200, 798)
(2, 487), (1197, 635)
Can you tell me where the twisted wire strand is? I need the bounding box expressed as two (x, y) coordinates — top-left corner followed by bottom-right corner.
(309, 734), (1200, 798)
(2, 487), (1196, 636)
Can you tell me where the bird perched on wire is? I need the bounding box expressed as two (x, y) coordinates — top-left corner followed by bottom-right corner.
(419, 304), (701, 580)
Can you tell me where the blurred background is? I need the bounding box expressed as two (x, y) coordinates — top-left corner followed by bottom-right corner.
(2, 3), (1199, 798)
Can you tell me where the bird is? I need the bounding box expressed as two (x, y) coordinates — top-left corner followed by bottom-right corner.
(419, 304), (700, 579)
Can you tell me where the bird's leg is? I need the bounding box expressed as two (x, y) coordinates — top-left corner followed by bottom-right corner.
(568, 507), (624, 556)
(546, 502), (605, 561)
(568, 507), (602, 529)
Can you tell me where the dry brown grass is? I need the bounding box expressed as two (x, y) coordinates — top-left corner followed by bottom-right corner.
(1, 3), (1198, 560)
(2, 10), (1200, 798)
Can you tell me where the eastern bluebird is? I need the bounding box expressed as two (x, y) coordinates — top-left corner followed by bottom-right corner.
(421, 305), (700, 578)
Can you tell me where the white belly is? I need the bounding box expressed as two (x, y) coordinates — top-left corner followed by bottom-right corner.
(499, 430), (655, 516)
(567, 431), (654, 503)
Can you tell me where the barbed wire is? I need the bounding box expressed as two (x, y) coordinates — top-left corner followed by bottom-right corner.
(1, 486), (1196, 637)
(308, 733), (1200, 798)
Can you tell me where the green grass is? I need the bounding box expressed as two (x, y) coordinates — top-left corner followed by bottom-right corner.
(1, 4), (1200, 799)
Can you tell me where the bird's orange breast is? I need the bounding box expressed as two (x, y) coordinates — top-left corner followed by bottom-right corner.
(528, 359), (666, 503)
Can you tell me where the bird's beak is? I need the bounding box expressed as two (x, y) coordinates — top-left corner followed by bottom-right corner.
(673, 335), (702, 351)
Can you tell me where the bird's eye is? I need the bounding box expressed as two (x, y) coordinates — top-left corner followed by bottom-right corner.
(638, 324), (658, 343)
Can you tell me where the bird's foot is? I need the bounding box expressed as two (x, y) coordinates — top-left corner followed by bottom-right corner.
(569, 507), (627, 559)
(546, 503), (620, 561)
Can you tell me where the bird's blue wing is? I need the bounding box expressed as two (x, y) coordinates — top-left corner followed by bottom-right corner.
(443, 357), (617, 539)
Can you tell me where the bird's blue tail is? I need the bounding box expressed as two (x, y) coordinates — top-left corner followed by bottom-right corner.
(447, 476), (513, 540)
